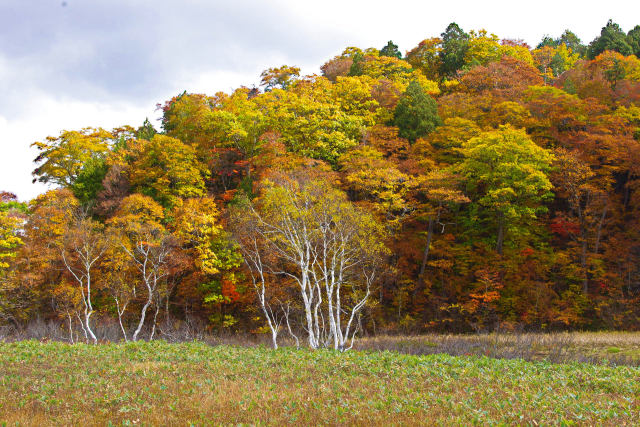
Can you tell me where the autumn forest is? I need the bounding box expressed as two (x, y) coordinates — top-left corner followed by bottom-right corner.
(3, 20), (640, 346)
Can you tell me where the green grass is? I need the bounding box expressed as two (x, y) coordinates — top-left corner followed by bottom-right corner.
(0, 340), (638, 425)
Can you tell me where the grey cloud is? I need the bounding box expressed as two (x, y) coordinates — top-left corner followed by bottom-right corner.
(0, 0), (349, 119)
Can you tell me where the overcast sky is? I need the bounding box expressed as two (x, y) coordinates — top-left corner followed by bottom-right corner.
(1, 0), (639, 201)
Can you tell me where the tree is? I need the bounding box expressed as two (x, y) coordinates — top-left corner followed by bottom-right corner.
(70, 157), (109, 206)
(550, 148), (609, 294)
(100, 237), (137, 341)
(413, 170), (469, 280)
(532, 43), (580, 83)
(32, 128), (114, 187)
(13, 189), (78, 324)
(458, 126), (554, 255)
(405, 38), (442, 80)
(137, 118), (157, 141)
(427, 117), (481, 165)
(628, 25), (640, 56)
(230, 200), (293, 349)
(393, 81), (441, 143)
(60, 211), (108, 344)
(0, 193), (23, 272)
(338, 146), (413, 219)
(379, 40), (402, 59)
(460, 56), (543, 103)
(588, 20), (633, 59)
(439, 23), (469, 78)
(159, 92), (219, 147)
(257, 76), (374, 164)
(107, 194), (177, 341)
(171, 197), (231, 275)
(260, 65), (300, 91)
(128, 135), (209, 209)
(464, 30), (503, 66)
(320, 56), (353, 82)
(558, 30), (587, 57)
(231, 174), (387, 350)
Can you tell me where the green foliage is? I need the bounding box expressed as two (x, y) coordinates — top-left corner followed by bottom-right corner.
(136, 118), (157, 141)
(32, 128), (113, 187)
(260, 65), (301, 91)
(588, 20), (633, 59)
(627, 25), (640, 56)
(537, 30), (586, 57)
(258, 77), (375, 163)
(558, 30), (587, 56)
(70, 157), (109, 205)
(348, 51), (365, 76)
(393, 80), (441, 143)
(128, 135), (209, 209)
(439, 22), (469, 77)
(458, 126), (554, 253)
(379, 40), (402, 59)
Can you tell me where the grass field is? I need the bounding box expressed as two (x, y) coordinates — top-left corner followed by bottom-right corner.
(0, 340), (638, 425)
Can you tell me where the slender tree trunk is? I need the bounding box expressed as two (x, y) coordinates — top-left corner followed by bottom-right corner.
(419, 217), (435, 280)
(117, 312), (128, 342)
(496, 218), (505, 256)
(84, 307), (97, 344)
(284, 304), (299, 349)
(67, 312), (74, 344)
(271, 327), (278, 350)
(594, 203), (607, 255)
(150, 302), (160, 341)
(132, 280), (154, 341)
(581, 235), (589, 295)
(76, 312), (88, 342)
(115, 297), (128, 342)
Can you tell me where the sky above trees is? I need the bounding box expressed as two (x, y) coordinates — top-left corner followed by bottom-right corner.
(1, 0), (640, 200)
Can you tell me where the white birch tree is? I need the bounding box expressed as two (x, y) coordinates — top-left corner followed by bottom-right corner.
(60, 212), (108, 344)
(232, 174), (387, 350)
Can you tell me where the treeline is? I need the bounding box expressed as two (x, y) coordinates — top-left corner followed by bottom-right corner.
(2, 20), (640, 342)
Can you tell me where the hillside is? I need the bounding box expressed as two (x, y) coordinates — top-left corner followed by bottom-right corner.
(2, 20), (640, 342)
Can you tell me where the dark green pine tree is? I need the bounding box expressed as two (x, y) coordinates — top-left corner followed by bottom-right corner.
(439, 22), (469, 78)
(393, 81), (441, 143)
(588, 20), (633, 59)
(379, 40), (402, 59)
(536, 35), (558, 49)
(627, 25), (640, 56)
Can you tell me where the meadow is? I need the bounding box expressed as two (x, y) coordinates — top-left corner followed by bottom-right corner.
(0, 337), (639, 425)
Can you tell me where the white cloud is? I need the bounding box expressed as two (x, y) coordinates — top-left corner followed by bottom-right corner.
(0, 93), (152, 201)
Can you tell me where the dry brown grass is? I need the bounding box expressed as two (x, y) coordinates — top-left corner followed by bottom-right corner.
(355, 331), (640, 366)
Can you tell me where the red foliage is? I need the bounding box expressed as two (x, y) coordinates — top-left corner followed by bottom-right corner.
(549, 217), (581, 237)
(520, 247), (535, 257)
(221, 280), (241, 302)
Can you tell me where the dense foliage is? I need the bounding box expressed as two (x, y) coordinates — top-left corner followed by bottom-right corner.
(3, 20), (640, 339)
